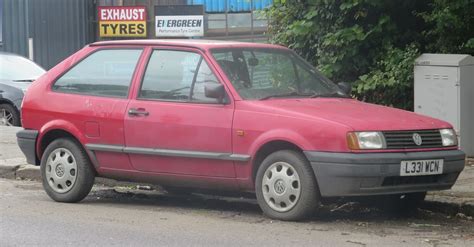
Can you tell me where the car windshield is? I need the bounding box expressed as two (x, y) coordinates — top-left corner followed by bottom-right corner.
(211, 48), (344, 100)
(0, 54), (45, 81)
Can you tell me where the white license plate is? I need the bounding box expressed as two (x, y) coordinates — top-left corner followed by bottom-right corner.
(400, 159), (444, 176)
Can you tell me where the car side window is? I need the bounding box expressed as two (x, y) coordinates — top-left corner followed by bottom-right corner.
(139, 50), (222, 103)
(53, 49), (142, 98)
(191, 61), (220, 103)
(140, 50), (199, 101)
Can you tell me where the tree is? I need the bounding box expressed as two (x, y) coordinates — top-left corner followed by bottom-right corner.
(264, 0), (474, 110)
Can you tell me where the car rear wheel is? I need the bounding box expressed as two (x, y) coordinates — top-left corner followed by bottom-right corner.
(0, 104), (20, 126)
(255, 150), (320, 221)
(41, 138), (95, 202)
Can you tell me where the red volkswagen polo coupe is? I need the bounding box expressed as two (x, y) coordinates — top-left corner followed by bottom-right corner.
(17, 40), (465, 220)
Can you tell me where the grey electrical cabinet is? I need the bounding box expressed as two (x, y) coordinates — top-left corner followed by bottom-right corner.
(414, 54), (474, 157)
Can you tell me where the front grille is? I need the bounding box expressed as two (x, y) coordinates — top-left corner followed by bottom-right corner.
(383, 130), (443, 149)
(382, 175), (444, 186)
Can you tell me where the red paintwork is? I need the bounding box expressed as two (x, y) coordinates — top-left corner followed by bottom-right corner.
(21, 40), (457, 191)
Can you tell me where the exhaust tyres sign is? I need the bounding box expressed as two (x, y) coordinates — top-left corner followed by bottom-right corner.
(98, 6), (147, 37)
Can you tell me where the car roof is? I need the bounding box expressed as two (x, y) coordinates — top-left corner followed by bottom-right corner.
(90, 39), (287, 51)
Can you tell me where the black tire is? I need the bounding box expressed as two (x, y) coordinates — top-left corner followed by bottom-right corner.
(0, 103), (21, 126)
(379, 192), (427, 213)
(40, 138), (95, 203)
(255, 150), (320, 221)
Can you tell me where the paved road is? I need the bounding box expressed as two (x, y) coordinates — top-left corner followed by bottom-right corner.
(0, 126), (23, 160)
(1, 179), (473, 247)
(1, 126), (473, 246)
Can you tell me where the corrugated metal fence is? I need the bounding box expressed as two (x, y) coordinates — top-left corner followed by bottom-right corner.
(29, 0), (95, 69)
(1, 0), (272, 69)
(1, 0), (29, 58)
(188, 0), (273, 12)
(1, 0), (95, 69)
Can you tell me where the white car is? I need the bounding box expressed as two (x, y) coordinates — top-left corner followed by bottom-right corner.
(0, 52), (45, 126)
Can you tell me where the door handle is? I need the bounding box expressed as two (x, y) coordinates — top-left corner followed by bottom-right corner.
(128, 108), (149, 116)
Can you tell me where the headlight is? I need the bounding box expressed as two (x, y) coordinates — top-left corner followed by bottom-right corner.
(440, 129), (458, 147)
(347, 132), (386, 150)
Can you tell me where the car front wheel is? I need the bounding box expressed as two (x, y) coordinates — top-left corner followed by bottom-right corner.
(255, 150), (320, 221)
(41, 138), (95, 202)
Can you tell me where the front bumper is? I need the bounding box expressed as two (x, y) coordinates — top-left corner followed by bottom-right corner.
(304, 150), (465, 197)
(17, 129), (38, 165)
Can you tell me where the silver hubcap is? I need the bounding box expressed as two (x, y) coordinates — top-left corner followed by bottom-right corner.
(0, 109), (14, 126)
(262, 162), (301, 212)
(45, 148), (77, 193)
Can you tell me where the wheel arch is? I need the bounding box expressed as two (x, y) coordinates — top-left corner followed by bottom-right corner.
(246, 128), (315, 184)
(36, 121), (87, 161)
(0, 97), (15, 106)
(0, 98), (20, 114)
(251, 140), (305, 183)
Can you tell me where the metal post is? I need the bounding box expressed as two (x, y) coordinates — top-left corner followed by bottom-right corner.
(225, 0), (228, 37)
(147, 0), (153, 39)
(25, 0), (32, 60)
(28, 38), (34, 61)
(250, 0), (254, 41)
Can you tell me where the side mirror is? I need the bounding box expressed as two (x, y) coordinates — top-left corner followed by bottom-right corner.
(205, 83), (226, 103)
(337, 82), (352, 95)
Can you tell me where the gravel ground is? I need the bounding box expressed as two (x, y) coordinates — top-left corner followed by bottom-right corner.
(1, 178), (473, 247)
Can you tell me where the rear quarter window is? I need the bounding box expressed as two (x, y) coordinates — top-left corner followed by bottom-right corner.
(52, 49), (142, 98)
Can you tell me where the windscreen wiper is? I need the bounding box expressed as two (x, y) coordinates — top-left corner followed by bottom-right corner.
(310, 91), (350, 98)
(12, 79), (35, 82)
(259, 91), (310, 100)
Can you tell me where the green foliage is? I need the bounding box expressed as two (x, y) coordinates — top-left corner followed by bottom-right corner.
(264, 0), (474, 110)
(265, 0), (393, 82)
(419, 0), (474, 54)
(355, 44), (419, 110)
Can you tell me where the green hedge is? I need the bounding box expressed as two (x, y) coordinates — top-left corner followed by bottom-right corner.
(264, 0), (474, 110)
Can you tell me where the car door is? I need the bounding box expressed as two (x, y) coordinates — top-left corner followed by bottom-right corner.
(124, 47), (237, 177)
